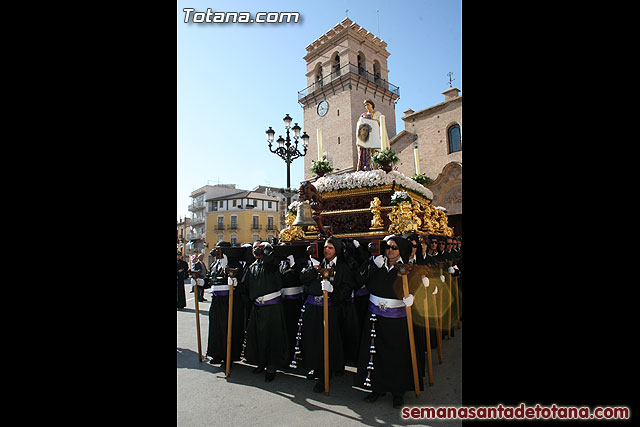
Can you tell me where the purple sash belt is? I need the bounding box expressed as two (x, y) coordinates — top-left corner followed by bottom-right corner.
(213, 290), (229, 296)
(368, 301), (406, 318)
(306, 294), (335, 307)
(355, 286), (370, 297)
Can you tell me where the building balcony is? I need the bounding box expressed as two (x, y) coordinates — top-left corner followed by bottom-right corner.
(190, 216), (205, 225)
(298, 62), (400, 104)
(187, 232), (204, 240)
(188, 200), (205, 211)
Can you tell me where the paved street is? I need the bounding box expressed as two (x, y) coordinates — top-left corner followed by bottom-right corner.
(177, 281), (462, 426)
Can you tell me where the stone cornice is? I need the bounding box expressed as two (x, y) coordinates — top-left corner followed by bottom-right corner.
(304, 18), (389, 62)
(402, 96), (462, 122)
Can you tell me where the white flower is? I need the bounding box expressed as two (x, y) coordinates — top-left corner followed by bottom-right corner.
(314, 170), (433, 200)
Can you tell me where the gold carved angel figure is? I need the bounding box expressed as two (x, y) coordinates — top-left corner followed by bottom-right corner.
(369, 197), (385, 230)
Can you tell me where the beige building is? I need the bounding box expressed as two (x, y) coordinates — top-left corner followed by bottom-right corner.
(176, 216), (190, 261)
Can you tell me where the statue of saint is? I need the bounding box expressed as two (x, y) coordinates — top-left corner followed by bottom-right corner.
(355, 99), (389, 171)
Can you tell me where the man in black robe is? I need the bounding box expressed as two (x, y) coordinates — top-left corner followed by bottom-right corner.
(441, 236), (457, 338)
(402, 233), (428, 379)
(177, 251), (188, 310)
(424, 235), (440, 266)
(279, 254), (306, 364)
(205, 242), (245, 367)
(238, 241), (289, 382)
(298, 238), (354, 392)
(192, 253), (208, 302)
(355, 235), (424, 409)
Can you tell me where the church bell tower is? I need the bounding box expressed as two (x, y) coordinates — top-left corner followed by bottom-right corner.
(299, 18), (400, 180)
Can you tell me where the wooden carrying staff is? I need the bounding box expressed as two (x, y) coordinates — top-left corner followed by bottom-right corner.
(447, 263), (453, 339)
(317, 267), (334, 396)
(432, 287), (443, 364)
(225, 267), (239, 377)
(414, 265), (434, 386)
(189, 269), (203, 362)
(455, 274), (461, 329)
(397, 264), (420, 398)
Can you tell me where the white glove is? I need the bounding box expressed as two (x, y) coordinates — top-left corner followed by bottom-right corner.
(287, 255), (295, 267)
(422, 277), (430, 288)
(228, 277), (237, 287)
(403, 294), (414, 307)
(309, 257), (320, 267)
(440, 275), (446, 283)
(321, 280), (333, 293)
(219, 254), (228, 269)
(373, 255), (385, 268)
(432, 286), (438, 295)
(448, 266), (455, 274)
(453, 265), (459, 270)
(353, 239), (360, 248)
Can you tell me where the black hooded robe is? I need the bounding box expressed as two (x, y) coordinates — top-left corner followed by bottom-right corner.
(297, 241), (353, 380)
(354, 237), (425, 395)
(238, 246), (289, 371)
(205, 258), (245, 362)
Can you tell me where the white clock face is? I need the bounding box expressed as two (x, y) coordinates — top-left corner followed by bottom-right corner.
(317, 101), (328, 116)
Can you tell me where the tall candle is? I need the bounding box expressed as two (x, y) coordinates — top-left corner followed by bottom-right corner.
(414, 147), (421, 175)
(379, 115), (387, 149)
(317, 128), (323, 160)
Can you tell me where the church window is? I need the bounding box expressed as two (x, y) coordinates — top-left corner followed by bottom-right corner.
(448, 124), (462, 153)
(332, 53), (340, 77)
(315, 64), (323, 89)
(373, 60), (381, 84)
(357, 53), (366, 76)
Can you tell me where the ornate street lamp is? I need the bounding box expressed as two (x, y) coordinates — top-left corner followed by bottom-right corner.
(266, 114), (309, 206)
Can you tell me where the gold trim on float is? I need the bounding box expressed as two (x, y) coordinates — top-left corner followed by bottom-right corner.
(321, 206), (393, 216)
(319, 185), (432, 206)
(319, 184), (395, 199)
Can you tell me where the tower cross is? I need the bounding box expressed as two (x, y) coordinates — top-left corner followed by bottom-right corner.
(446, 72), (455, 88)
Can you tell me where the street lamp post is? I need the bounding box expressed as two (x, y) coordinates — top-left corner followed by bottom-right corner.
(266, 114), (309, 207)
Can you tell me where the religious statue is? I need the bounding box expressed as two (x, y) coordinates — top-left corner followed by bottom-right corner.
(355, 99), (389, 171)
(369, 197), (385, 230)
(298, 182), (331, 237)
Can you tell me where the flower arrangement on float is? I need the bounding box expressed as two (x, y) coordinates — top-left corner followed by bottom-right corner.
(390, 190), (411, 205)
(310, 159), (333, 176)
(314, 170), (434, 200)
(411, 173), (432, 186)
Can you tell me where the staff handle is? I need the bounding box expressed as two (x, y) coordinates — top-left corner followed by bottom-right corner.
(401, 272), (420, 398)
(421, 275), (434, 386)
(190, 270), (203, 362)
(323, 289), (329, 395)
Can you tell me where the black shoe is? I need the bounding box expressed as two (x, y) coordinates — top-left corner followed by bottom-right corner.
(364, 391), (386, 403)
(253, 365), (265, 374)
(264, 372), (275, 382)
(313, 380), (324, 393)
(392, 395), (404, 408)
(306, 370), (317, 380)
(208, 357), (222, 364)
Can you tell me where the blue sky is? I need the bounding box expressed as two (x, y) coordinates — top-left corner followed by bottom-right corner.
(177, 0), (461, 220)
